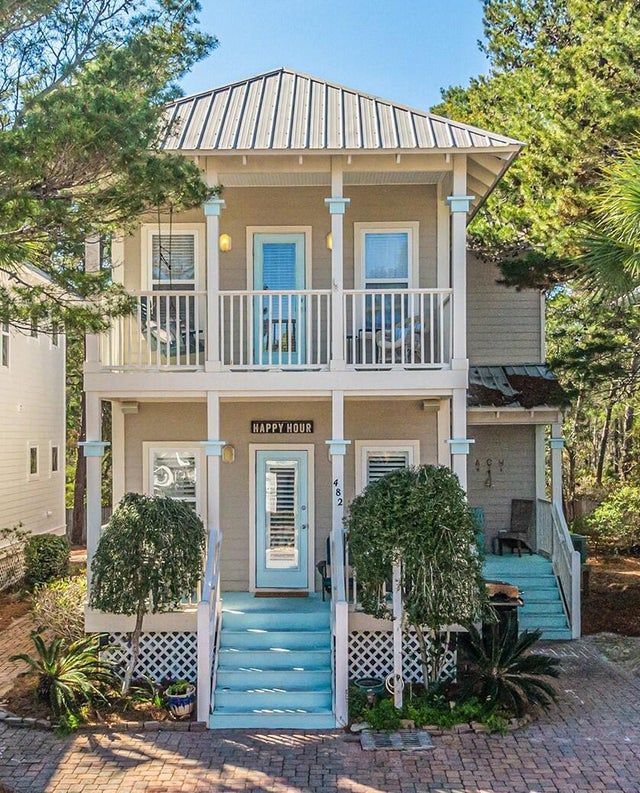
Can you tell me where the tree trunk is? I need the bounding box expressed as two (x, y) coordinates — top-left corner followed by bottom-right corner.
(414, 624), (432, 690)
(69, 391), (86, 545)
(622, 404), (635, 480)
(596, 391), (615, 486)
(122, 599), (146, 694)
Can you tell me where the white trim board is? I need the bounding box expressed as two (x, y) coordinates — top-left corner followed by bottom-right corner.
(140, 223), (206, 291)
(248, 442), (315, 593)
(353, 221), (420, 289)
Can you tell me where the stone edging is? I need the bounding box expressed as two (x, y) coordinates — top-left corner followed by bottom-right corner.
(0, 708), (207, 733)
(349, 712), (532, 737)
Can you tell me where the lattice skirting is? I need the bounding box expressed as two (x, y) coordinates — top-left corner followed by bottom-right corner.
(0, 544), (24, 592)
(103, 632), (197, 683)
(348, 630), (457, 683)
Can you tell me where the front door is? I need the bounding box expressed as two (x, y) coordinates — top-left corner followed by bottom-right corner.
(253, 233), (306, 365)
(255, 449), (309, 589)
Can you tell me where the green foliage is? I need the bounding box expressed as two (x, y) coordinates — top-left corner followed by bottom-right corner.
(347, 684), (369, 721)
(90, 492), (206, 691)
(129, 675), (164, 709)
(11, 632), (114, 718)
(364, 698), (402, 731)
(433, 0), (640, 288)
(31, 575), (87, 643)
(346, 465), (487, 685)
(165, 679), (193, 696)
(90, 493), (206, 616)
(585, 486), (640, 553)
(462, 624), (560, 717)
(0, 1), (217, 330)
(578, 147), (640, 300)
(24, 535), (70, 587)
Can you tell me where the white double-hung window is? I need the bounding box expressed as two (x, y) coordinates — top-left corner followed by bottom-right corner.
(151, 233), (196, 291)
(355, 440), (420, 493)
(356, 223), (418, 291)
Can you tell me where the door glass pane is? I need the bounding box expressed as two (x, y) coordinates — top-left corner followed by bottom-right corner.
(152, 450), (197, 505)
(364, 232), (409, 281)
(264, 460), (299, 570)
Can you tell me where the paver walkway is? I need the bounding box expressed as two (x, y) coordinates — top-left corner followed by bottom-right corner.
(0, 638), (639, 792)
(0, 615), (33, 698)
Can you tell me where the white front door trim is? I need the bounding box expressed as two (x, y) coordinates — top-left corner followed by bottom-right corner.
(249, 442), (315, 593)
(245, 226), (313, 290)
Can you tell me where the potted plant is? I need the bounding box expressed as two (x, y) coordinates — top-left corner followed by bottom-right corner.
(164, 679), (196, 719)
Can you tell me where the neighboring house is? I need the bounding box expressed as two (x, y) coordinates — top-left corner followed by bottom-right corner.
(0, 268), (66, 580)
(82, 69), (580, 729)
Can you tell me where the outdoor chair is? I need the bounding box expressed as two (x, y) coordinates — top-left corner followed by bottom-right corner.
(316, 536), (354, 601)
(375, 315), (427, 364)
(495, 498), (535, 557)
(139, 296), (205, 358)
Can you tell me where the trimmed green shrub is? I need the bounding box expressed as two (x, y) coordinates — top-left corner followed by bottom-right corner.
(586, 486), (640, 553)
(32, 576), (86, 643)
(24, 535), (70, 587)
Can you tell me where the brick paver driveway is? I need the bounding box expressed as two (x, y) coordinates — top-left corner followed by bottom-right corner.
(0, 639), (639, 793)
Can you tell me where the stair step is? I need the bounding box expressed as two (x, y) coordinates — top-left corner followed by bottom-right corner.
(220, 630), (330, 651)
(520, 614), (568, 630)
(217, 648), (331, 670)
(539, 628), (573, 641)
(222, 610), (330, 631)
(209, 709), (336, 730)
(520, 589), (563, 603)
(216, 668), (331, 689)
(521, 601), (565, 615)
(214, 689), (332, 710)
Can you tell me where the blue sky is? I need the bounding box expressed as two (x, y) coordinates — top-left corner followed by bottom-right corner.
(182, 0), (489, 110)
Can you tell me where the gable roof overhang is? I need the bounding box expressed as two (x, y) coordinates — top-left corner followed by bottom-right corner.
(160, 68), (523, 215)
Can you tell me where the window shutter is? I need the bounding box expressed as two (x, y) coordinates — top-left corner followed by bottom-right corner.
(366, 450), (410, 485)
(151, 234), (195, 286)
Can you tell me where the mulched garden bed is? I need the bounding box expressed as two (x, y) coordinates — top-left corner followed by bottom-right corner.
(0, 590), (30, 632)
(583, 555), (640, 636)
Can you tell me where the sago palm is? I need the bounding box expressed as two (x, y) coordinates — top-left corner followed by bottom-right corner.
(11, 632), (114, 717)
(463, 623), (560, 716)
(580, 149), (640, 301)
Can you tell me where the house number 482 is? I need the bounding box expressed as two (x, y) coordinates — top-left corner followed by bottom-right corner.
(333, 479), (343, 507)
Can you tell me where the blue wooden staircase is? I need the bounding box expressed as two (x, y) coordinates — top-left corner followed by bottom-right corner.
(483, 554), (572, 640)
(209, 593), (335, 729)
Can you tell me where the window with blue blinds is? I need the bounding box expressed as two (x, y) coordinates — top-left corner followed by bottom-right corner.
(261, 243), (297, 290)
(364, 232), (409, 285)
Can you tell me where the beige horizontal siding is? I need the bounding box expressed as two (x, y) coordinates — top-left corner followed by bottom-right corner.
(467, 255), (543, 365)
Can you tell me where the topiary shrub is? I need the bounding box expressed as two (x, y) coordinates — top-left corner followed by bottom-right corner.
(32, 575), (87, 643)
(585, 486), (640, 553)
(90, 493), (206, 692)
(24, 535), (70, 587)
(346, 465), (488, 688)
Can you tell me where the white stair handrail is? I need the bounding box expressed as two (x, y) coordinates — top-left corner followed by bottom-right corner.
(196, 526), (223, 722)
(551, 503), (581, 639)
(330, 530), (349, 726)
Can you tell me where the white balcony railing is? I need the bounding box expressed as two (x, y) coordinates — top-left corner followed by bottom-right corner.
(220, 289), (331, 369)
(343, 289), (452, 368)
(100, 291), (206, 369)
(98, 288), (453, 372)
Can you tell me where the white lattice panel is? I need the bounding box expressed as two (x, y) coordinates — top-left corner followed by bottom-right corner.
(104, 632), (197, 682)
(0, 545), (24, 592)
(348, 631), (457, 683)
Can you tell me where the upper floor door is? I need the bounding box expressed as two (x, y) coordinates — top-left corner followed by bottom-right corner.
(252, 232), (306, 366)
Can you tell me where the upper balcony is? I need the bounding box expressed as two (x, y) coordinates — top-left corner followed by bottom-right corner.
(98, 286), (452, 371)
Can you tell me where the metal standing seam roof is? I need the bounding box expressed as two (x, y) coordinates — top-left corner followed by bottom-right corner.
(161, 67), (524, 153)
(468, 365), (565, 409)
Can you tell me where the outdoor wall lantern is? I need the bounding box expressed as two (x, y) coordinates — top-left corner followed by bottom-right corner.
(325, 232), (333, 250)
(221, 443), (235, 463)
(219, 233), (232, 252)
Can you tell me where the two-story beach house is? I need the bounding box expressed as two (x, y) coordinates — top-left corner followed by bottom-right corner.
(82, 69), (580, 729)
(0, 267), (66, 587)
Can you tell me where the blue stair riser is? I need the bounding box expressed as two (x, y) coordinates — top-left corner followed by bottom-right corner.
(216, 669), (331, 689)
(209, 710), (336, 730)
(539, 629), (572, 640)
(218, 648), (331, 670)
(215, 690), (332, 710)
(222, 611), (330, 631)
(520, 589), (565, 602)
(220, 630), (330, 650)
(521, 601), (565, 615)
(520, 614), (568, 630)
